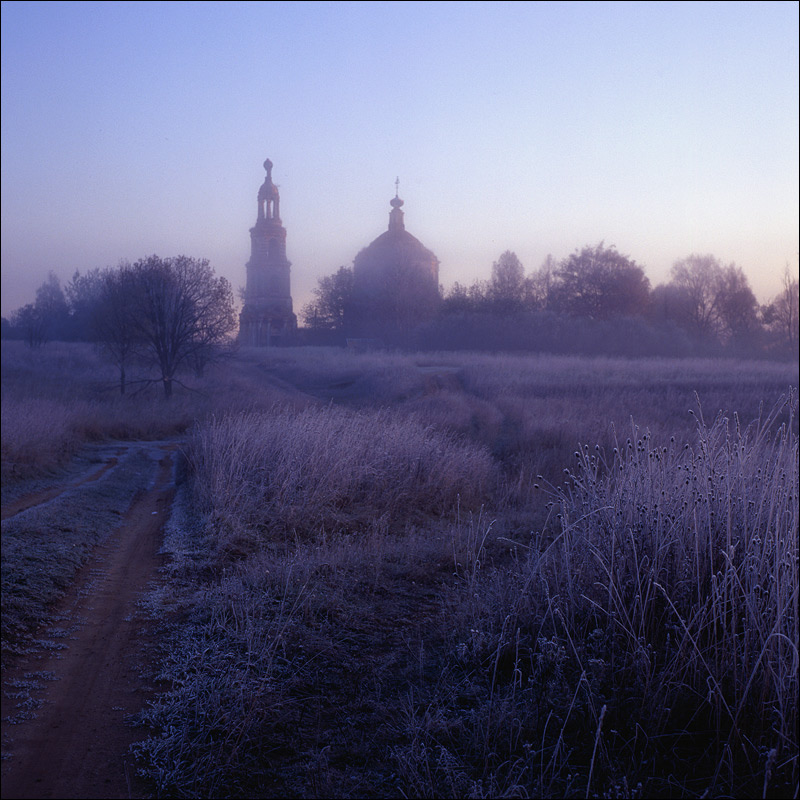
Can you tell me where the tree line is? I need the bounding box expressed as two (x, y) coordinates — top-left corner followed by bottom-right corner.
(2, 256), (237, 397)
(4, 245), (797, 366)
(302, 244), (799, 358)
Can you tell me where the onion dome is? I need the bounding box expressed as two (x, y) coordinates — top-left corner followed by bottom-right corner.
(351, 181), (440, 336)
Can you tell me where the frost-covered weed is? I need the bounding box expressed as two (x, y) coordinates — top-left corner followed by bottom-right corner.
(188, 406), (496, 541)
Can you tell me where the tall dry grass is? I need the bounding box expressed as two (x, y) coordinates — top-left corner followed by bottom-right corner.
(187, 405), (496, 548)
(400, 395), (799, 797)
(542, 395), (799, 791)
(1, 341), (304, 482)
(254, 347), (798, 497)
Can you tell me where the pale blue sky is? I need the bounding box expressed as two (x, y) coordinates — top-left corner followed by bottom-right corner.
(2, 0), (798, 318)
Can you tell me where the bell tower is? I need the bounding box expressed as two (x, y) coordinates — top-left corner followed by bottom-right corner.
(238, 159), (297, 346)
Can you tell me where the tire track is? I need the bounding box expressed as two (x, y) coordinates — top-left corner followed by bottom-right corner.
(1, 447), (126, 522)
(1, 443), (177, 799)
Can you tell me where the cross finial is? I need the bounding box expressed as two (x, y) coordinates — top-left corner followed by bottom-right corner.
(395, 176), (400, 197)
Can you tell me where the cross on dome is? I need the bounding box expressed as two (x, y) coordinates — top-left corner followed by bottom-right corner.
(390, 176), (404, 210)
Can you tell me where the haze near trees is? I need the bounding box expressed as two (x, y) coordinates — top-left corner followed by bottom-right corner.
(302, 240), (797, 358)
(4, 244), (798, 362)
(6, 256), (236, 397)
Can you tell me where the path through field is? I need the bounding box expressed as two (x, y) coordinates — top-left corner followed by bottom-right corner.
(1, 441), (178, 800)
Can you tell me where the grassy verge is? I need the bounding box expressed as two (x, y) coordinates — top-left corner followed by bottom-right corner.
(132, 381), (797, 797)
(2, 342), (797, 796)
(132, 412), (485, 797)
(396, 396), (798, 798)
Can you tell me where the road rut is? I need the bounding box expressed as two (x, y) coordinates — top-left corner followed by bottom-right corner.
(1, 443), (178, 799)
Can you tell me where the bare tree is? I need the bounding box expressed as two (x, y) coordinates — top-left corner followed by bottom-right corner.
(715, 264), (759, 343)
(10, 303), (48, 348)
(669, 254), (725, 338)
(525, 254), (557, 311)
(129, 255), (236, 397)
(8, 272), (70, 346)
(442, 278), (493, 314)
(669, 254), (760, 346)
(778, 264), (799, 353)
(441, 281), (474, 314)
(93, 264), (139, 395)
(468, 279), (491, 312)
(65, 268), (104, 341)
(35, 272), (70, 340)
(650, 283), (694, 326)
(185, 277), (238, 378)
(763, 263), (800, 356)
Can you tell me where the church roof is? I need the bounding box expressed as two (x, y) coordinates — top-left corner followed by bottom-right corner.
(354, 190), (439, 273)
(355, 228), (438, 267)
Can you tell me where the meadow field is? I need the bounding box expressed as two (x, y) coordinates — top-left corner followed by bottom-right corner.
(1, 340), (797, 798)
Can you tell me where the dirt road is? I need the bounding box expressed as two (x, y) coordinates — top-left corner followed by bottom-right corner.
(1, 442), (178, 800)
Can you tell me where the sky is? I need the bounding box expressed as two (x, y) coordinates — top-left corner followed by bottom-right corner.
(2, 0), (798, 319)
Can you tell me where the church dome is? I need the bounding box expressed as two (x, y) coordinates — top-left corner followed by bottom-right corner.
(351, 188), (440, 338)
(354, 227), (439, 282)
(354, 190), (438, 285)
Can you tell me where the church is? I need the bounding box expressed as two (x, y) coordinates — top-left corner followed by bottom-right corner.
(238, 159), (298, 346)
(351, 181), (440, 339)
(239, 161), (440, 346)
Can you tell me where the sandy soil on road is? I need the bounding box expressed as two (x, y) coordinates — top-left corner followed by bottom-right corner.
(1, 443), (177, 800)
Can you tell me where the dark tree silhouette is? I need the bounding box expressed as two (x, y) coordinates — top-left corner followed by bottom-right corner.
(65, 268), (104, 341)
(9, 303), (48, 348)
(669, 254), (760, 345)
(301, 266), (354, 336)
(552, 243), (650, 320)
(441, 281), (474, 314)
(128, 255), (236, 397)
(93, 265), (139, 394)
(716, 264), (759, 344)
(525, 254), (557, 311)
(489, 250), (525, 311)
(9, 272), (70, 346)
(668, 253), (729, 339)
(762, 264), (800, 356)
(35, 272), (70, 339)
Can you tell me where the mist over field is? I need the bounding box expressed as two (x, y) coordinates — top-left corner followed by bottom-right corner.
(1, 4), (798, 794)
(2, 339), (797, 797)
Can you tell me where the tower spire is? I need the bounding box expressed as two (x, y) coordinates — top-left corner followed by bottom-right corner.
(240, 158), (297, 346)
(257, 158), (280, 222)
(389, 177), (405, 232)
